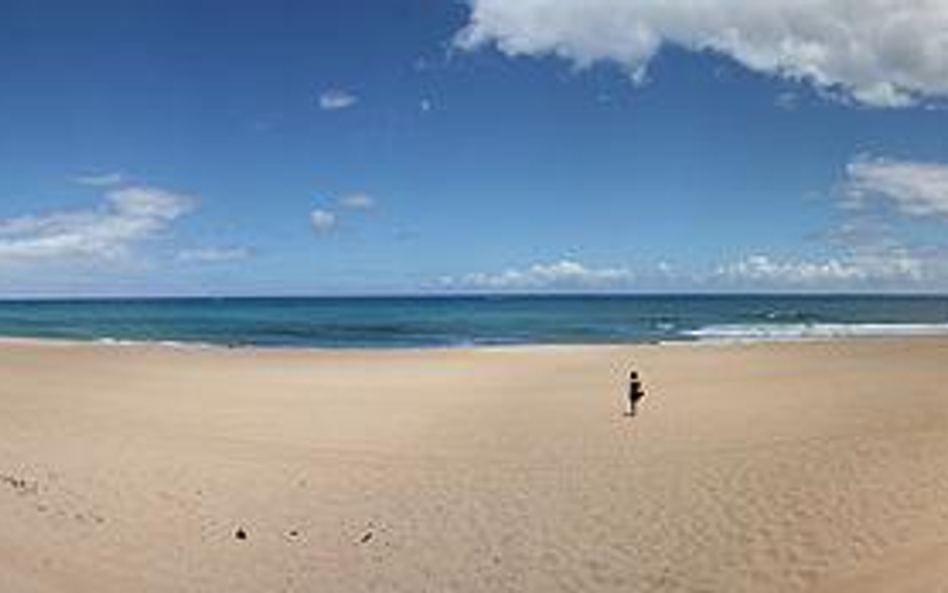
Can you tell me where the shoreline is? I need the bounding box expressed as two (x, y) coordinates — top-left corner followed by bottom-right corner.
(2, 331), (948, 354)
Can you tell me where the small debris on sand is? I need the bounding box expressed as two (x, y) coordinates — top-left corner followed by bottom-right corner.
(235, 528), (247, 541)
(0, 473), (37, 495)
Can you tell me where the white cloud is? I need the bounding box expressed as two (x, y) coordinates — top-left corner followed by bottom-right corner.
(318, 89), (358, 110)
(775, 90), (800, 110)
(457, 0), (948, 107)
(73, 172), (125, 187)
(0, 186), (194, 267)
(176, 246), (249, 263)
(845, 155), (948, 217)
(338, 193), (375, 209)
(710, 153), (948, 290)
(713, 252), (924, 287)
(437, 252), (940, 293)
(439, 259), (635, 290)
(310, 209), (337, 233)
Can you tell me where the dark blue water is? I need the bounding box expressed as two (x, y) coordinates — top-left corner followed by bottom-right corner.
(0, 295), (946, 348)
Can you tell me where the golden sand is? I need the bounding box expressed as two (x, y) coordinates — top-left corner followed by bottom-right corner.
(1, 338), (948, 592)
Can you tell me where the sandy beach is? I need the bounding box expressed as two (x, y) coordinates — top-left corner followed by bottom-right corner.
(1, 338), (948, 592)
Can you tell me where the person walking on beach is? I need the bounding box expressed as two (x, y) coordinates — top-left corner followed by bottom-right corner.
(627, 370), (645, 416)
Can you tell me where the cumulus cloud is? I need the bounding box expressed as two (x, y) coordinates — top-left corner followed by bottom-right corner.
(0, 186), (194, 267)
(709, 153), (948, 290)
(338, 193), (375, 210)
(176, 246), (249, 264)
(845, 155), (948, 217)
(713, 252), (924, 288)
(434, 249), (942, 292)
(457, 0), (948, 107)
(310, 209), (337, 233)
(73, 171), (125, 187)
(439, 259), (635, 291)
(318, 89), (358, 110)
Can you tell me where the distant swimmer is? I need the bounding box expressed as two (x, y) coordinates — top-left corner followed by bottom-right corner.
(627, 370), (645, 416)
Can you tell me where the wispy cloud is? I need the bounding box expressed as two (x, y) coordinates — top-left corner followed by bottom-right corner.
(0, 186), (195, 267)
(318, 89), (358, 111)
(176, 246), (249, 264)
(338, 193), (375, 210)
(73, 171), (125, 187)
(845, 155), (948, 218)
(310, 209), (337, 233)
(438, 259), (635, 291)
(775, 91), (800, 111)
(457, 0), (948, 107)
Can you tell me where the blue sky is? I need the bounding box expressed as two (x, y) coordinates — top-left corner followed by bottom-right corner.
(2, 0), (948, 295)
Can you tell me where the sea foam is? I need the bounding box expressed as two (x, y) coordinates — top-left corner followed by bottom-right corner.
(687, 322), (948, 343)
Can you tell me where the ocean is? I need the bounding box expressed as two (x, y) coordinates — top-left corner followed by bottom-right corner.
(0, 295), (946, 348)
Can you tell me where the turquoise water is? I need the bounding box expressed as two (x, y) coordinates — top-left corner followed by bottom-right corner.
(0, 295), (946, 348)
